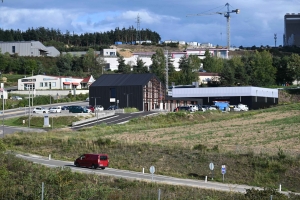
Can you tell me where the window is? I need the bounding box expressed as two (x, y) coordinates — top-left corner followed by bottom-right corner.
(100, 156), (107, 160)
(52, 82), (56, 87)
(45, 82), (48, 87)
(110, 88), (116, 98)
(12, 46), (15, 53)
(40, 82), (43, 87)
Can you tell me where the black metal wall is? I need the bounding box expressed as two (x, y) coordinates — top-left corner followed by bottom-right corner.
(89, 85), (144, 110)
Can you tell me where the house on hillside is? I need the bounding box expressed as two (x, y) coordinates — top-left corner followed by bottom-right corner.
(89, 74), (166, 111)
(0, 41), (60, 57)
(80, 75), (95, 89)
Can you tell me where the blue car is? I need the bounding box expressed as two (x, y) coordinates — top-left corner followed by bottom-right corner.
(107, 105), (118, 110)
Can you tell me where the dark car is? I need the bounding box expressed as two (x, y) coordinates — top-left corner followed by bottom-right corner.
(107, 105), (119, 110)
(173, 106), (190, 112)
(61, 106), (69, 110)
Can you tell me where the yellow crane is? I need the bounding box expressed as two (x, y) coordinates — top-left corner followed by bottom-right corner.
(187, 3), (240, 49)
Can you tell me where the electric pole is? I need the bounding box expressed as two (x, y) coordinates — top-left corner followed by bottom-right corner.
(274, 34), (277, 47)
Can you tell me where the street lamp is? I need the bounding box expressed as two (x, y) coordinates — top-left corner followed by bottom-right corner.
(92, 97), (100, 123)
(124, 93), (132, 108)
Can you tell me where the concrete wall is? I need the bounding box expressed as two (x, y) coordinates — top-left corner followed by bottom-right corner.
(9, 90), (89, 97)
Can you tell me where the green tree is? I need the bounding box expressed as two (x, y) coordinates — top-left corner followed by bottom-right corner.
(56, 53), (73, 75)
(201, 50), (214, 72)
(177, 55), (200, 85)
(273, 55), (294, 85)
(133, 58), (149, 73)
(82, 48), (95, 72)
(117, 56), (131, 73)
(229, 56), (249, 85)
(220, 60), (235, 86)
(250, 50), (276, 86)
(90, 55), (106, 78)
(288, 53), (300, 85)
(150, 48), (166, 83)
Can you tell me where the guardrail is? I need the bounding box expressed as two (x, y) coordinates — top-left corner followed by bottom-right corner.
(71, 110), (116, 126)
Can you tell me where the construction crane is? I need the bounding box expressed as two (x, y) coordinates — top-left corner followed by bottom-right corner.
(187, 3), (240, 49)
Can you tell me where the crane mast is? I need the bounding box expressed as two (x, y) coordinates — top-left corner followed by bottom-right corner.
(187, 3), (240, 49)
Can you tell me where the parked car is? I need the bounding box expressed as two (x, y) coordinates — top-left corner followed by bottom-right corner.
(189, 105), (198, 112)
(33, 107), (49, 114)
(11, 96), (22, 100)
(85, 106), (92, 113)
(202, 105), (211, 111)
(61, 106), (69, 110)
(197, 105), (206, 112)
(95, 105), (104, 112)
(107, 105), (118, 110)
(238, 104), (249, 111)
(74, 153), (109, 169)
(174, 106), (190, 112)
(86, 105), (95, 113)
(49, 106), (62, 113)
(209, 105), (218, 110)
(68, 105), (89, 113)
(230, 105), (241, 112)
(85, 97), (89, 102)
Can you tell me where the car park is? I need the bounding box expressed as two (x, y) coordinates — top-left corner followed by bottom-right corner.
(107, 105), (118, 110)
(11, 96), (22, 100)
(74, 153), (109, 169)
(49, 106), (62, 113)
(33, 107), (49, 114)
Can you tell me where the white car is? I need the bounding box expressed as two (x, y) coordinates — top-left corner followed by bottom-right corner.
(238, 104), (249, 111)
(209, 105), (218, 110)
(230, 105), (241, 111)
(11, 96), (23, 100)
(85, 97), (89, 102)
(49, 106), (62, 113)
(33, 107), (49, 114)
(94, 105), (104, 112)
(189, 105), (198, 112)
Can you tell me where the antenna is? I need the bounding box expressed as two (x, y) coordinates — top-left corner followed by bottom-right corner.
(274, 33), (277, 47)
(136, 14), (141, 44)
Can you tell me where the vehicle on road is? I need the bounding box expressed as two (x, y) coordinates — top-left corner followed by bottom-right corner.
(74, 153), (109, 169)
(68, 105), (89, 113)
(11, 96), (22, 100)
(33, 107), (49, 114)
(49, 106), (62, 113)
(107, 105), (118, 110)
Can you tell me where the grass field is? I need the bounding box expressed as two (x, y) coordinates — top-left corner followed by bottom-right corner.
(3, 103), (300, 194)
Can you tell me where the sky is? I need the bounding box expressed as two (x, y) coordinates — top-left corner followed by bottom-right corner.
(0, 0), (300, 47)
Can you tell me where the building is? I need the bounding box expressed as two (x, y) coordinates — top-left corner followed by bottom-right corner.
(89, 74), (166, 111)
(17, 75), (92, 90)
(166, 86), (278, 111)
(0, 41), (60, 57)
(284, 13), (300, 46)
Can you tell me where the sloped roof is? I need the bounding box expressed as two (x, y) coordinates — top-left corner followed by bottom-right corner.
(90, 73), (160, 87)
(81, 75), (92, 83)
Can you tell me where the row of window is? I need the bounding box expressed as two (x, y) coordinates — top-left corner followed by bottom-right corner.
(39, 82), (56, 87)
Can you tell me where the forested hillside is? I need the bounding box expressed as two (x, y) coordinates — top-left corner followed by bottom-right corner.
(0, 26), (161, 51)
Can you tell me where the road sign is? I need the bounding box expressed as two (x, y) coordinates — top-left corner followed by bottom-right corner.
(209, 163), (214, 170)
(221, 165), (226, 174)
(150, 166), (155, 174)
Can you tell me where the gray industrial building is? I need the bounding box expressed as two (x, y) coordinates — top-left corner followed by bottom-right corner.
(284, 13), (300, 46)
(0, 41), (60, 57)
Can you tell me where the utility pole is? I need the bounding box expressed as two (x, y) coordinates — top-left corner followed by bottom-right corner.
(165, 50), (169, 90)
(136, 14), (141, 44)
(274, 33), (277, 47)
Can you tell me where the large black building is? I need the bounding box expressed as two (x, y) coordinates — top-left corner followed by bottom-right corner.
(89, 74), (166, 111)
(284, 13), (300, 46)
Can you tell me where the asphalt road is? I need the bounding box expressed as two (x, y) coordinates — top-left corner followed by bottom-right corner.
(15, 153), (295, 195)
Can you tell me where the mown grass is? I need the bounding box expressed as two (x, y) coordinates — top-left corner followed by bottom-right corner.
(3, 103), (300, 194)
(4, 116), (82, 128)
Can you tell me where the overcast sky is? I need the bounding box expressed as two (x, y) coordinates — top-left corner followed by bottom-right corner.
(0, 0), (299, 47)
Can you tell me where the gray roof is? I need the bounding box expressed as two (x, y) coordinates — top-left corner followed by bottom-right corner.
(90, 73), (160, 87)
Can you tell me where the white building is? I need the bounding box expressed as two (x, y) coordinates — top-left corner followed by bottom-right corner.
(0, 41), (60, 57)
(17, 75), (91, 90)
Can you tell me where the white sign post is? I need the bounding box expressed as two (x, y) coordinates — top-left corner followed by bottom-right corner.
(209, 162), (214, 180)
(221, 165), (226, 182)
(150, 166), (155, 181)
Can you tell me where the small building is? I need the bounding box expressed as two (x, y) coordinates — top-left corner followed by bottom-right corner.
(80, 75), (95, 89)
(0, 41), (60, 57)
(103, 49), (116, 57)
(89, 74), (166, 111)
(17, 75), (87, 90)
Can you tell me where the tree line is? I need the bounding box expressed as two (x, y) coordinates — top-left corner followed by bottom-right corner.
(116, 49), (300, 87)
(0, 26), (161, 51)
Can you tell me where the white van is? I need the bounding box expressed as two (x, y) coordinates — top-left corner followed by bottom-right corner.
(238, 104), (249, 111)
